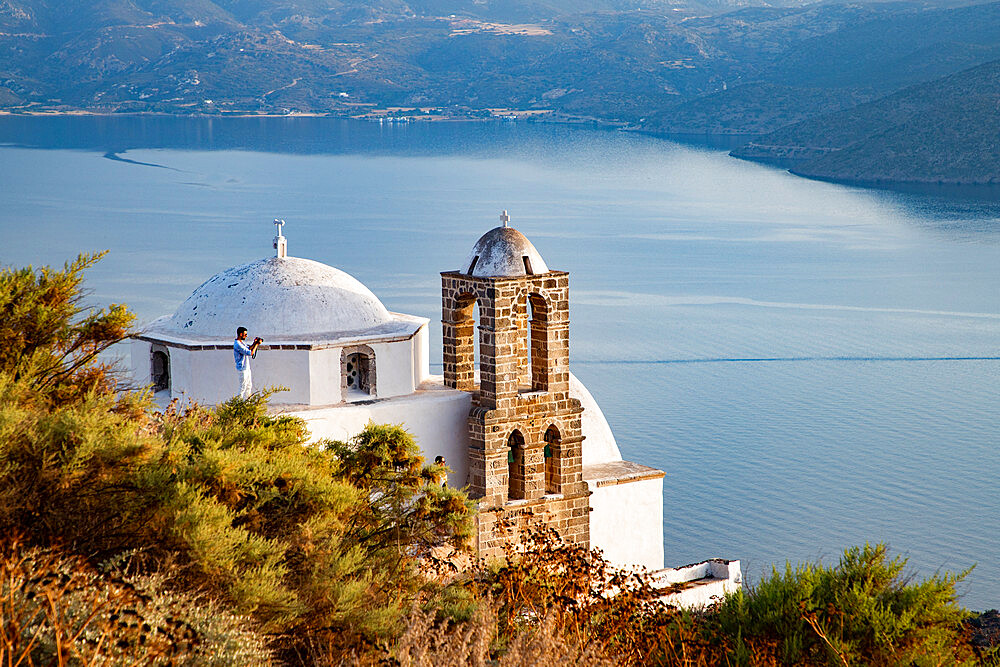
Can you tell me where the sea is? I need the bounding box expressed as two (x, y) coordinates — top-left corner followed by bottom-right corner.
(1, 115), (997, 609)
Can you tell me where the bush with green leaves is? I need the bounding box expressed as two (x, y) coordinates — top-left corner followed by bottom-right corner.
(709, 543), (978, 666)
(0, 255), (476, 660)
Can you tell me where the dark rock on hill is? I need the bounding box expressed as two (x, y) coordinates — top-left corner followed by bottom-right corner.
(968, 610), (1000, 658)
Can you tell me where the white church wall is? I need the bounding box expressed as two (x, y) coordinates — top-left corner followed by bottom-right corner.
(308, 348), (343, 405)
(152, 347), (311, 405)
(651, 560), (743, 608)
(412, 325), (430, 386)
(130, 340), (153, 387)
(370, 340), (416, 398)
(183, 348), (237, 404)
(286, 385), (472, 487)
(588, 476), (665, 570)
(165, 347), (196, 403)
(252, 349), (311, 404)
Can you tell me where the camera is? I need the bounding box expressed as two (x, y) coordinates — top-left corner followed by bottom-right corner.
(254, 336), (264, 344)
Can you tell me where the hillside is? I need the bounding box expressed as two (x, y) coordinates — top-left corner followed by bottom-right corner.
(643, 0), (1000, 133)
(3, 0), (1000, 183)
(731, 59), (1000, 184)
(2, 0), (1000, 125)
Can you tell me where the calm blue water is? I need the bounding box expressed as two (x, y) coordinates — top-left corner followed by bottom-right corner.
(1, 116), (998, 608)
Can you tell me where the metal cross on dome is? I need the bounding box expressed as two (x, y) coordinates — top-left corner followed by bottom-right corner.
(500, 210), (510, 228)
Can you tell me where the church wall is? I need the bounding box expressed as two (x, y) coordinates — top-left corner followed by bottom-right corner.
(149, 347), (312, 405)
(130, 340), (153, 387)
(308, 348), (343, 404)
(167, 348), (197, 402)
(588, 476), (665, 571)
(369, 340), (416, 398)
(249, 349), (311, 404)
(413, 324), (430, 387)
(286, 387), (472, 486)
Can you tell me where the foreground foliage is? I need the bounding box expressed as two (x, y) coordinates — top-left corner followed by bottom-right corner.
(0, 255), (476, 661)
(0, 256), (991, 665)
(711, 543), (981, 666)
(0, 540), (270, 665)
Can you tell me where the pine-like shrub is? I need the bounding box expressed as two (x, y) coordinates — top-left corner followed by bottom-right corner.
(0, 256), (476, 660)
(711, 543), (976, 666)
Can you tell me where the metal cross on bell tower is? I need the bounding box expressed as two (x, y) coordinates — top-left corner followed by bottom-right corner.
(273, 218), (287, 258)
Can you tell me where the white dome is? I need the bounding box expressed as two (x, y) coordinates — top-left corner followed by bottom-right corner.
(570, 372), (623, 466)
(163, 256), (392, 338)
(462, 226), (549, 277)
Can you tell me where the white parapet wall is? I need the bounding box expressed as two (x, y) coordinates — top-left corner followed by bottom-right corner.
(585, 461), (666, 571)
(282, 378), (472, 488)
(650, 559), (743, 608)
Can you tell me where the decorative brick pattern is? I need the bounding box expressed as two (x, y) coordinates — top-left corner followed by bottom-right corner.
(441, 266), (590, 560)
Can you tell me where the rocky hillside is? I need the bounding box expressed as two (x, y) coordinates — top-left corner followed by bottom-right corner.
(4, 0), (1000, 183)
(2, 0), (999, 124)
(731, 59), (1000, 184)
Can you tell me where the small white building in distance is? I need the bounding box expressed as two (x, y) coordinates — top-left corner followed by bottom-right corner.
(132, 215), (740, 606)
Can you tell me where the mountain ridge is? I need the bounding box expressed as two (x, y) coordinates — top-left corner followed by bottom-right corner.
(732, 59), (1000, 184)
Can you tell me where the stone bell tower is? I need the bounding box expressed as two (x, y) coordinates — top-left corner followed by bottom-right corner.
(441, 212), (590, 559)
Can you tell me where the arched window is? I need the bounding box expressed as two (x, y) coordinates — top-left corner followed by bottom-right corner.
(507, 430), (526, 501)
(341, 345), (377, 400)
(449, 293), (479, 392)
(544, 425), (560, 494)
(150, 345), (170, 393)
(346, 353), (370, 392)
(528, 294), (549, 391)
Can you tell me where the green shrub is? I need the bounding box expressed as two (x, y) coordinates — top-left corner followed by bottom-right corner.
(0, 256), (476, 659)
(711, 543), (975, 666)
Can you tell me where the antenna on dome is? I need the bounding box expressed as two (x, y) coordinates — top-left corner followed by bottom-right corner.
(273, 218), (287, 258)
(500, 210), (510, 228)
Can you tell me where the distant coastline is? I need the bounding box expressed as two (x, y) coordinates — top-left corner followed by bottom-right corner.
(6, 110), (999, 190)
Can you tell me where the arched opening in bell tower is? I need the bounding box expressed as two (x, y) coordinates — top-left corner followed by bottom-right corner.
(544, 425), (561, 494)
(527, 293), (549, 391)
(507, 430), (526, 501)
(450, 293), (480, 392)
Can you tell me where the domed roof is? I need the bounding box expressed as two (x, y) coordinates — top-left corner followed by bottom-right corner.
(570, 372), (623, 466)
(462, 220), (549, 278)
(162, 256), (392, 338)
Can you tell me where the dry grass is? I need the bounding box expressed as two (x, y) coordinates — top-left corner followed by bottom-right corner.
(0, 539), (270, 666)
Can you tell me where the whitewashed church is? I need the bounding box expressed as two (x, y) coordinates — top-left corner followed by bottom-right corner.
(131, 215), (740, 606)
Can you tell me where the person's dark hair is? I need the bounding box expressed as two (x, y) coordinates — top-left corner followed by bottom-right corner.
(236, 326), (247, 337)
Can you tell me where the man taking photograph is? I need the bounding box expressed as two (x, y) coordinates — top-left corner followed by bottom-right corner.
(234, 326), (263, 398)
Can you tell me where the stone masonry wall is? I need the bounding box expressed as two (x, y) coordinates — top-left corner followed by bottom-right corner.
(441, 270), (590, 556)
